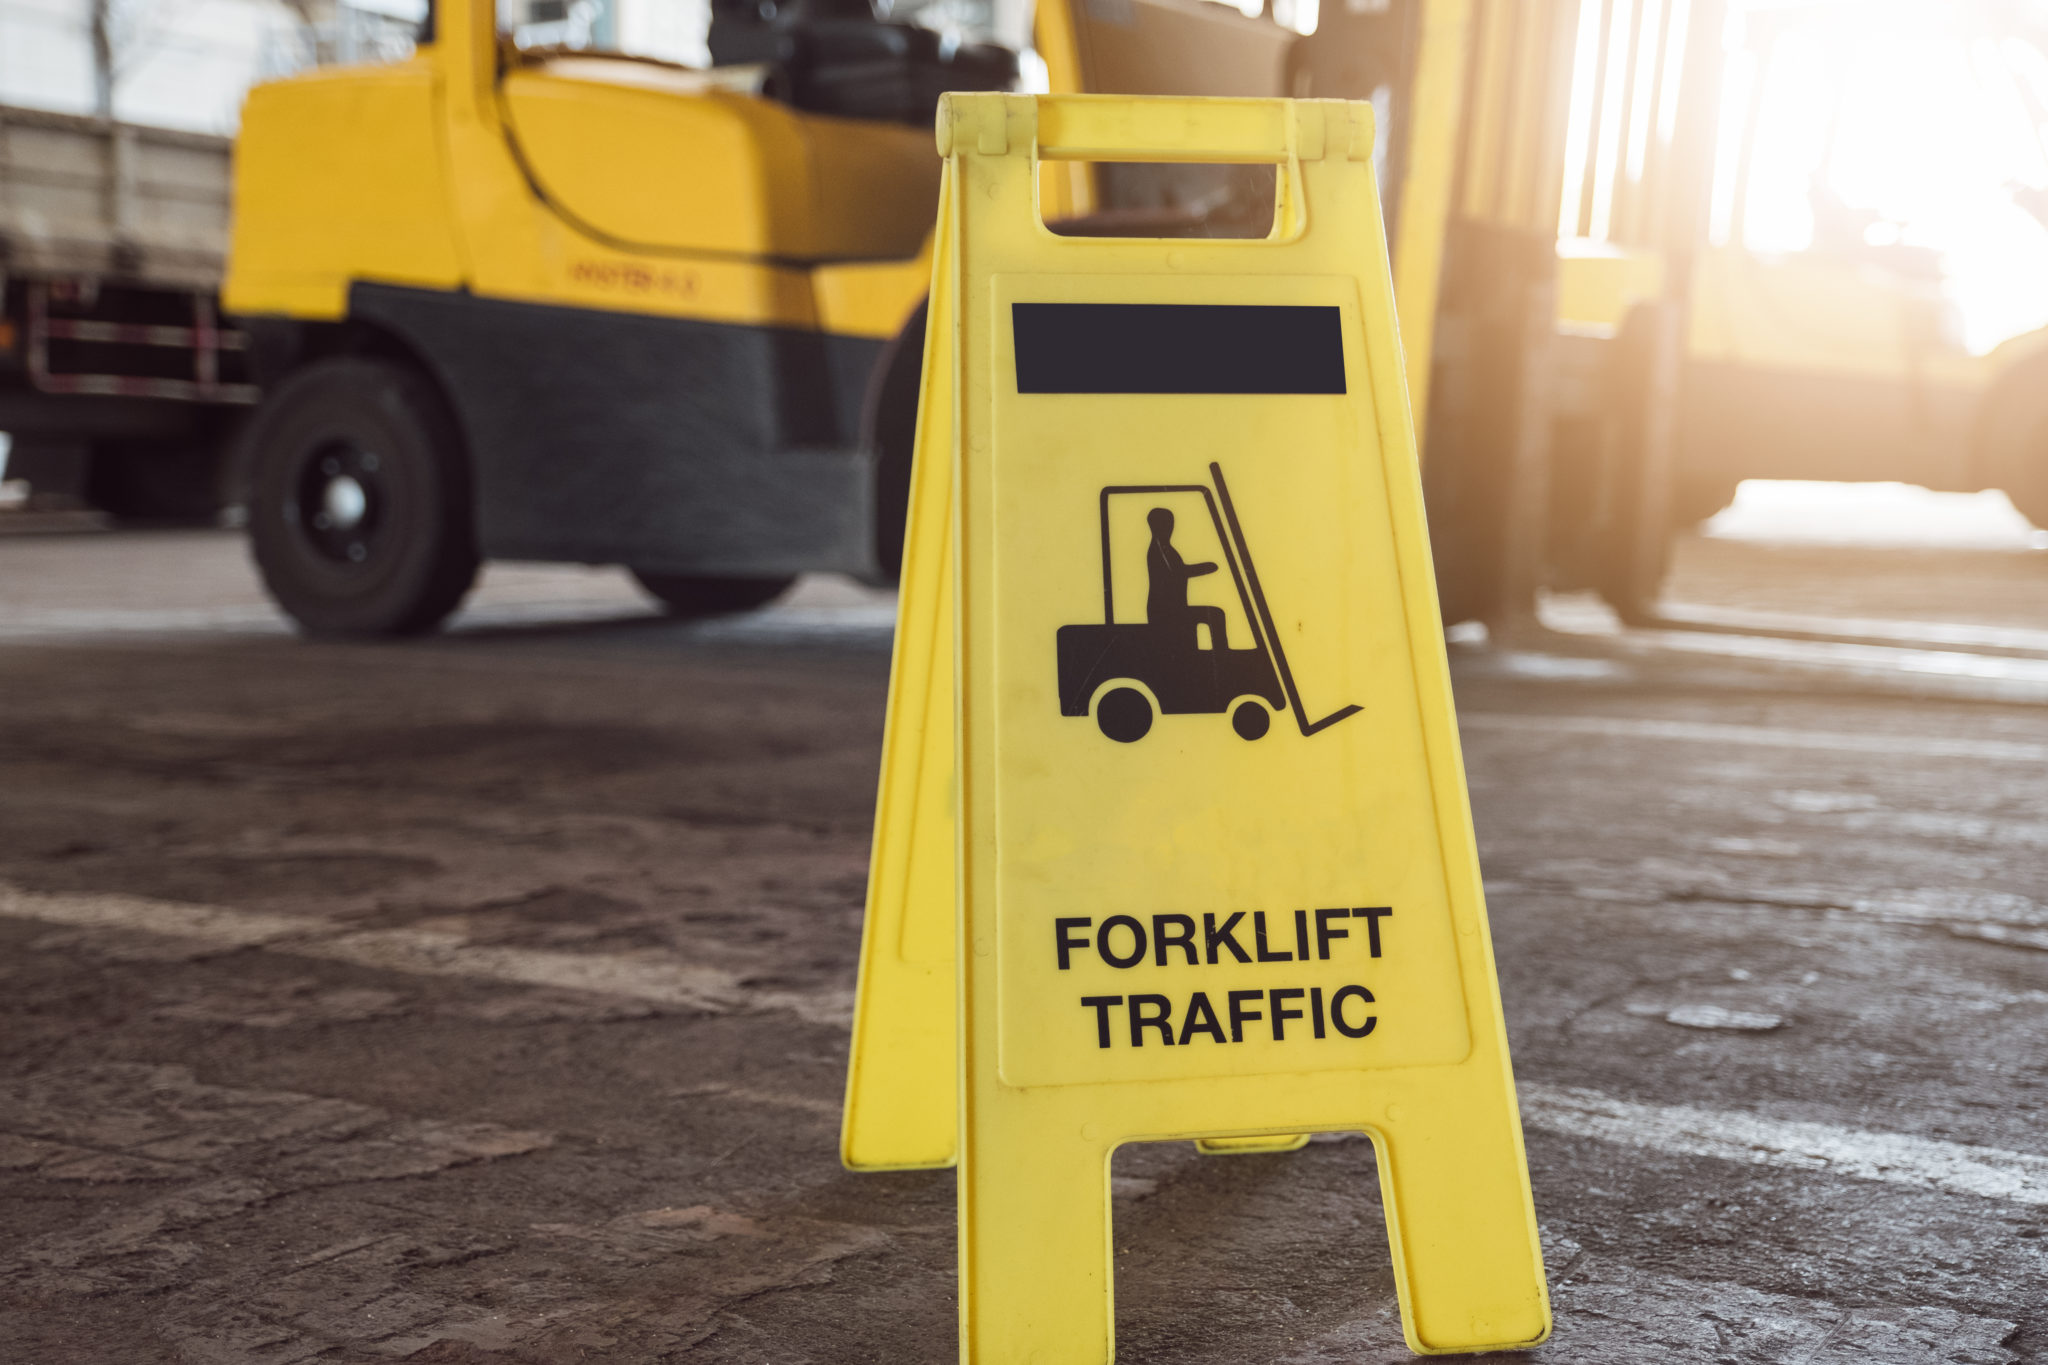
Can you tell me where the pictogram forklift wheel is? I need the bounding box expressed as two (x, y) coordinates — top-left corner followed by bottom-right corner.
(1095, 686), (1153, 743)
(1231, 699), (1271, 740)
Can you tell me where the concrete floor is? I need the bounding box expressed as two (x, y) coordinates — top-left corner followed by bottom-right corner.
(0, 525), (2044, 1363)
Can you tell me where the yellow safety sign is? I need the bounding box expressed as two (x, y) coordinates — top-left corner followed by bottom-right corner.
(842, 92), (1548, 1358)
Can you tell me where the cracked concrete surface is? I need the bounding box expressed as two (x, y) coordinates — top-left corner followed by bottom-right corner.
(0, 530), (2044, 1361)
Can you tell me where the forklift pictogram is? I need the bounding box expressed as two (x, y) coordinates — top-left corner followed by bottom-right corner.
(1056, 461), (1362, 743)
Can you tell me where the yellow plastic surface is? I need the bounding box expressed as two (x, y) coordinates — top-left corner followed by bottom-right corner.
(844, 92), (1548, 1359)
(812, 252), (934, 341)
(841, 167), (961, 1171)
(1689, 243), (1959, 379)
(499, 72), (940, 262)
(225, 61), (465, 319)
(225, 0), (933, 342)
(1555, 238), (1667, 334)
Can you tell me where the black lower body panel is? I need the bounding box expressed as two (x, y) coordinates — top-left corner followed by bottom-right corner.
(349, 283), (887, 576)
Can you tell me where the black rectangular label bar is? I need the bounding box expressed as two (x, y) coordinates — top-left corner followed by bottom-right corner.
(1012, 303), (1345, 394)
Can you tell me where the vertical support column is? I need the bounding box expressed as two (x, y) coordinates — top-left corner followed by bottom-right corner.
(1493, 256), (1558, 638)
(432, 0), (501, 124)
(107, 122), (137, 265)
(1602, 296), (1682, 623)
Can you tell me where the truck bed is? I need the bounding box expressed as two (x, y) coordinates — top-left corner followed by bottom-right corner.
(0, 103), (231, 290)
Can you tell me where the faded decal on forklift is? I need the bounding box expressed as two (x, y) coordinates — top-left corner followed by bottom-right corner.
(1055, 462), (1361, 743)
(568, 260), (701, 300)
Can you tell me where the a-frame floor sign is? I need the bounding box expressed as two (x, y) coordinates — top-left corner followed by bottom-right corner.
(843, 93), (1551, 1359)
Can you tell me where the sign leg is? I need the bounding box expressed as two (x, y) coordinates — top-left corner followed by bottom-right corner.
(960, 1124), (1115, 1364)
(1374, 1078), (1551, 1353)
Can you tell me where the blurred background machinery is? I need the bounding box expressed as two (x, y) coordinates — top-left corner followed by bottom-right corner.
(6, 0), (2048, 636)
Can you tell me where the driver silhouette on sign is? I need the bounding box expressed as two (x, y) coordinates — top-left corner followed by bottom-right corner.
(1145, 508), (1228, 651)
(1055, 464), (1361, 745)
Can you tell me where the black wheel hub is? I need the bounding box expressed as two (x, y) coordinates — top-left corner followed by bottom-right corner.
(290, 441), (386, 566)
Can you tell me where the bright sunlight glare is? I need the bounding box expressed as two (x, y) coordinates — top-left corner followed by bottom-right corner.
(1705, 480), (2048, 549)
(1727, 1), (2048, 355)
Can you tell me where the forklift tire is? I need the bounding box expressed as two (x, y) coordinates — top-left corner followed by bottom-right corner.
(1095, 686), (1153, 743)
(1231, 699), (1271, 740)
(631, 572), (794, 617)
(247, 356), (479, 638)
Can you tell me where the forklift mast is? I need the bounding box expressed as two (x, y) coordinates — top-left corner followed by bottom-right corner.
(1293, 0), (1723, 628)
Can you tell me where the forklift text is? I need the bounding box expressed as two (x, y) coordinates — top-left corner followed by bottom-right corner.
(1055, 907), (1391, 1048)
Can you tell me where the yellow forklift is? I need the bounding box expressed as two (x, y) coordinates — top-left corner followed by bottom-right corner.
(226, 0), (1010, 632)
(226, 0), (1648, 636)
